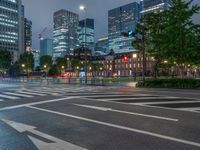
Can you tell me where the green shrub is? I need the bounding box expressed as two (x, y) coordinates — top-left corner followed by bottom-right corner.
(136, 79), (200, 89)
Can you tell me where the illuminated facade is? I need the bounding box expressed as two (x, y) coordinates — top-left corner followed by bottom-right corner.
(78, 18), (94, 53)
(0, 0), (24, 61)
(108, 2), (140, 54)
(140, 0), (172, 14)
(24, 18), (32, 52)
(40, 38), (53, 57)
(53, 9), (79, 60)
(95, 36), (109, 55)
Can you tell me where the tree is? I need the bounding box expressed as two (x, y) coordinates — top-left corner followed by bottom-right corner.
(8, 61), (21, 77)
(56, 57), (68, 72)
(48, 64), (59, 75)
(90, 62), (104, 77)
(133, 12), (167, 78)
(40, 55), (53, 71)
(133, 0), (200, 77)
(163, 0), (200, 66)
(71, 59), (82, 71)
(0, 49), (12, 71)
(18, 52), (34, 73)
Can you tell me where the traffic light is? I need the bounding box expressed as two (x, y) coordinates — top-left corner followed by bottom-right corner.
(123, 55), (129, 62)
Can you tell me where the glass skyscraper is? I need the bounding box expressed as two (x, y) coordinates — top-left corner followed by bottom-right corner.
(0, 0), (24, 62)
(24, 18), (32, 52)
(40, 38), (53, 57)
(78, 18), (94, 53)
(140, 0), (172, 14)
(53, 9), (79, 60)
(108, 2), (140, 54)
(95, 36), (109, 55)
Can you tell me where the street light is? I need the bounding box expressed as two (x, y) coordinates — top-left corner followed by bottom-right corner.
(61, 65), (65, 69)
(44, 65), (47, 69)
(132, 54), (138, 80)
(133, 54), (137, 59)
(79, 5), (87, 84)
(21, 64), (25, 82)
(164, 60), (168, 64)
(79, 5), (85, 11)
(21, 64), (25, 68)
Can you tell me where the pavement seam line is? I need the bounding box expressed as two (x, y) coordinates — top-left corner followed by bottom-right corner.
(27, 105), (200, 148)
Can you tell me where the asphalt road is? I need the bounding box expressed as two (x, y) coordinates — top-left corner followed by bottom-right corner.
(0, 83), (200, 150)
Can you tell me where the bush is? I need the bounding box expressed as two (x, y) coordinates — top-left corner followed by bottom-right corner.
(136, 79), (200, 89)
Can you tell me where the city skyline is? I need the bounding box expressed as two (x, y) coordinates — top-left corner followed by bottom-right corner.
(21, 0), (200, 49)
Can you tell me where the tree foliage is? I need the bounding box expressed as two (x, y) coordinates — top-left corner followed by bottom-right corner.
(18, 52), (34, 72)
(90, 62), (104, 72)
(8, 61), (21, 77)
(56, 57), (68, 70)
(134, 0), (200, 76)
(40, 55), (53, 70)
(71, 59), (83, 71)
(163, 0), (200, 65)
(48, 64), (59, 75)
(0, 49), (12, 71)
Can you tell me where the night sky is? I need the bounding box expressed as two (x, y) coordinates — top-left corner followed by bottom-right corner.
(22, 0), (200, 49)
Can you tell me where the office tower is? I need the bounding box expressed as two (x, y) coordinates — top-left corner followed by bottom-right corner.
(40, 38), (53, 57)
(78, 18), (95, 52)
(95, 36), (109, 55)
(24, 18), (32, 52)
(140, 0), (172, 14)
(108, 2), (140, 53)
(0, 0), (24, 62)
(53, 9), (79, 60)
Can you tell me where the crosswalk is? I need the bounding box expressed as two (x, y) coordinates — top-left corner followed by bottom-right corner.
(2, 86), (199, 113)
(0, 86), (115, 103)
(83, 94), (200, 113)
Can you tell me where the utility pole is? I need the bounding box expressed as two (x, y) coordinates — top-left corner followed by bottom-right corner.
(80, 5), (87, 84)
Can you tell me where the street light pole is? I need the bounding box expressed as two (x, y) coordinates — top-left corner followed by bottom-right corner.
(80, 5), (87, 84)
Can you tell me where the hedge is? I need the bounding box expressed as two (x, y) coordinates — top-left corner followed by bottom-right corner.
(136, 79), (200, 89)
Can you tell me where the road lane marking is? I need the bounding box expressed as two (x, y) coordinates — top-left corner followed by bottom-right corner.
(81, 97), (200, 112)
(139, 89), (200, 96)
(74, 104), (178, 122)
(97, 97), (179, 101)
(0, 97), (73, 112)
(177, 107), (200, 112)
(135, 100), (200, 105)
(2, 119), (87, 150)
(0, 94), (19, 100)
(85, 94), (155, 98)
(17, 91), (46, 96)
(27, 106), (200, 148)
(24, 89), (59, 95)
(80, 97), (181, 110)
(3, 92), (34, 98)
